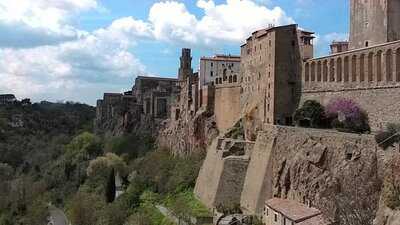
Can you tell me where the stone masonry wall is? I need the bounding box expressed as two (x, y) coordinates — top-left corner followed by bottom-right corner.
(196, 125), (390, 222)
(214, 84), (241, 132)
(194, 138), (250, 209)
(301, 86), (400, 131)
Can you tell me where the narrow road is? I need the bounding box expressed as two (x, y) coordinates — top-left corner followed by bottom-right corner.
(48, 206), (68, 225)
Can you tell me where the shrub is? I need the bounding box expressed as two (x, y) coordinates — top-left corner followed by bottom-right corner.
(326, 98), (370, 133)
(375, 123), (400, 150)
(382, 159), (400, 209)
(104, 134), (155, 160)
(294, 100), (327, 128)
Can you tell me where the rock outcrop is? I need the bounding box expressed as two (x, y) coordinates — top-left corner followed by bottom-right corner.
(195, 125), (393, 224)
(158, 108), (218, 155)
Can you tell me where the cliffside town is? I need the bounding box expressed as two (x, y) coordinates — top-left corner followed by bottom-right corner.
(95, 0), (400, 224)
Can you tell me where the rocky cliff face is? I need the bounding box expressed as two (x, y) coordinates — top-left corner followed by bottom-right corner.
(195, 125), (395, 224)
(157, 109), (218, 155)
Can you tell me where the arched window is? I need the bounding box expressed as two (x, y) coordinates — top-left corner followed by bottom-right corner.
(305, 63), (310, 82)
(396, 48), (400, 81)
(223, 69), (227, 81)
(337, 58), (342, 82)
(360, 54), (365, 82)
(351, 55), (357, 82)
(311, 62), (316, 81)
(329, 59), (335, 82)
(317, 61), (322, 82)
(377, 50), (383, 82)
(323, 60), (328, 82)
(386, 49), (393, 82)
(233, 75), (238, 83)
(344, 56), (349, 82)
(368, 52), (374, 82)
(229, 75), (233, 83)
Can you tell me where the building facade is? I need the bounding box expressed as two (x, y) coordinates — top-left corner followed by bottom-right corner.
(0, 94), (16, 105)
(199, 55), (241, 87)
(239, 24), (314, 132)
(349, 0), (400, 49)
(264, 198), (328, 225)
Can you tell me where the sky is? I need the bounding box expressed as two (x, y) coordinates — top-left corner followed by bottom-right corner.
(0, 0), (350, 105)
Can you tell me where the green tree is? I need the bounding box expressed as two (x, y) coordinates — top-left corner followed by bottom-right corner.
(68, 192), (105, 225)
(23, 198), (49, 225)
(105, 168), (116, 203)
(294, 100), (327, 128)
(66, 132), (102, 164)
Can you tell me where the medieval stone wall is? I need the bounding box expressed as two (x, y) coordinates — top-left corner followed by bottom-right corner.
(302, 40), (400, 131)
(194, 138), (252, 208)
(214, 84), (241, 132)
(301, 86), (400, 131)
(195, 125), (391, 221)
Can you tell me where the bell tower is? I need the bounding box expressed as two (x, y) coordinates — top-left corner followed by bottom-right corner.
(178, 48), (193, 81)
(349, 0), (400, 50)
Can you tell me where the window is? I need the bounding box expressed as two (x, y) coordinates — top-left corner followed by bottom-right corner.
(210, 71), (213, 77)
(211, 62), (213, 67)
(266, 207), (269, 216)
(365, 41), (369, 47)
(274, 213), (278, 222)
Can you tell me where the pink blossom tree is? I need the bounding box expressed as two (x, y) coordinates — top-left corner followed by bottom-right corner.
(326, 98), (370, 133)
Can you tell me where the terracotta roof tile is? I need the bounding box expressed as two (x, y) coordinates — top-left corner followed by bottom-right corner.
(266, 198), (322, 222)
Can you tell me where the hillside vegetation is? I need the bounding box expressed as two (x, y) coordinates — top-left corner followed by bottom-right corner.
(0, 102), (207, 225)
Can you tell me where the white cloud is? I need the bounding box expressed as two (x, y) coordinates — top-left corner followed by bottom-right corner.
(0, 0), (296, 104)
(0, 0), (98, 48)
(143, 0), (294, 46)
(0, 18), (148, 103)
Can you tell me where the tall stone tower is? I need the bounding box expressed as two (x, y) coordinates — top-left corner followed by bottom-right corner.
(178, 48), (193, 81)
(349, 0), (400, 50)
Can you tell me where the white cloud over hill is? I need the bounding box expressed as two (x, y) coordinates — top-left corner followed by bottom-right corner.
(0, 0), (294, 104)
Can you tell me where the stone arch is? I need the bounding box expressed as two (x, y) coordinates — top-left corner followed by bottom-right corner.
(323, 60), (328, 82)
(305, 62), (310, 82)
(359, 54), (365, 82)
(233, 75), (237, 83)
(229, 75), (233, 83)
(344, 56), (349, 82)
(223, 69), (227, 81)
(386, 49), (393, 82)
(397, 48), (400, 81)
(329, 59), (335, 82)
(377, 50), (383, 82)
(351, 55), (357, 82)
(336, 57), (342, 82)
(368, 52), (374, 82)
(311, 62), (316, 81)
(317, 61), (322, 81)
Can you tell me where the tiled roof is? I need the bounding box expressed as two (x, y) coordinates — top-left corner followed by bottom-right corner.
(297, 214), (330, 225)
(266, 198), (322, 222)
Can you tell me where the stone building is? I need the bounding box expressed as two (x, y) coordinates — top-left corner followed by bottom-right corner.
(301, 0), (400, 131)
(330, 41), (349, 54)
(199, 55), (241, 87)
(239, 24), (314, 138)
(133, 76), (179, 119)
(349, 0), (400, 50)
(0, 94), (16, 105)
(264, 198), (329, 225)
(95, 76), (179, 134)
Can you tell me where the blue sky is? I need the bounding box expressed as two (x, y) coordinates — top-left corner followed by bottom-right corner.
(0, 0), (350, 105)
